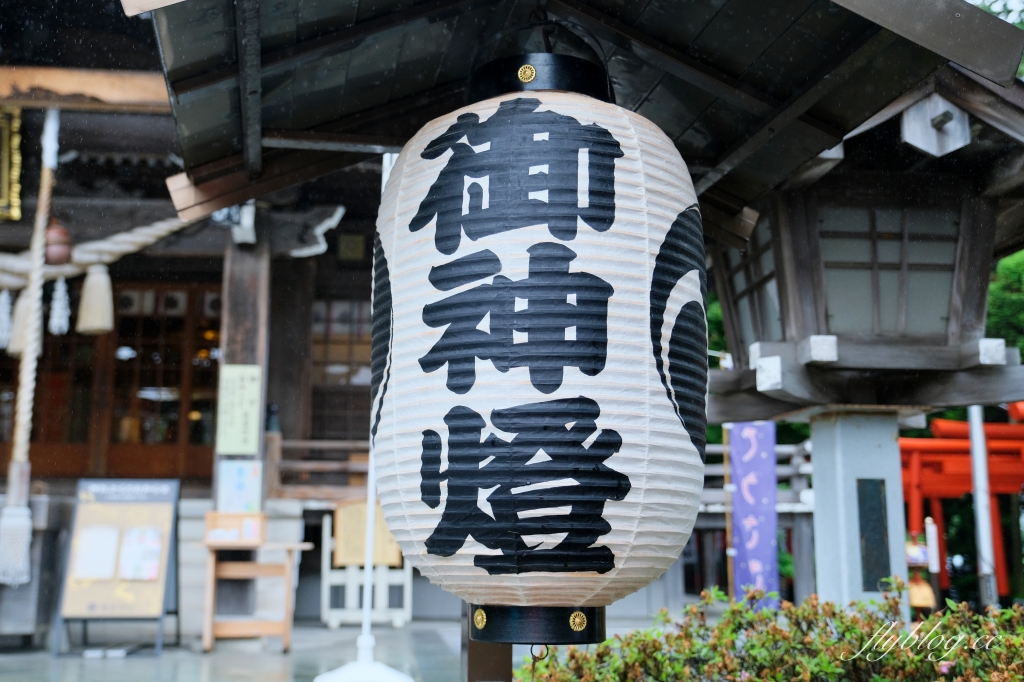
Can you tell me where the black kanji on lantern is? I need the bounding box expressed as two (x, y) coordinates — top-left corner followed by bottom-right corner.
(409, 98), (624, 255)
(419, 242), (613, 394)
(420, 396), (630, 574)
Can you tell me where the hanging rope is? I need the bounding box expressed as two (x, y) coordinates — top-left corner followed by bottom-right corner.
(0, 215), (203, 288)
(0, 110), (57, 587)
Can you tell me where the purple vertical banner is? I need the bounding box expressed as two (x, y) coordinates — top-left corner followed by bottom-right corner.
(730, 421), (778, 607)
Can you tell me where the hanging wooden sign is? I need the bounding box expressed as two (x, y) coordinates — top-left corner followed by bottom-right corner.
(0, 107), (20, 221)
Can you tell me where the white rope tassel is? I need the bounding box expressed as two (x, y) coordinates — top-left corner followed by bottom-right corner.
(0, 290), (12, 349)
(75, 265), (113, 335)
(48, 276), (70, 336)
(6, 291), (33, 358)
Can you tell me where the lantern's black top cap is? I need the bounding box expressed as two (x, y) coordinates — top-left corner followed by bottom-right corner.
(469, 20), (613, 104)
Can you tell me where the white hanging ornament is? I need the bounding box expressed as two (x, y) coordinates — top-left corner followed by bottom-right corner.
(0, 290), (12, 349)
(48, 276), (70, 336)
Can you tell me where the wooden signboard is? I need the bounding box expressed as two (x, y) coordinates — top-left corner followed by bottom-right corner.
(333, 499), (403, 568)
(60, 480), (179, 621)
(204, 511), (266, 549)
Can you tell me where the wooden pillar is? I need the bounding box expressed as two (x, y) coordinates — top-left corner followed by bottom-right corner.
(214, 218), (270, 617)
(267, 258), (314, 440)
(461, 601), (511, 682)
(88, 329), (116, 476)
(219, 220), (271, 456)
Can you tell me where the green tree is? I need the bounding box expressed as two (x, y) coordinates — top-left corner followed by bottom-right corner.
(987, 249), (1024, 353)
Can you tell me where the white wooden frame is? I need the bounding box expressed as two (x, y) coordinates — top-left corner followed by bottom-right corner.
(320, 514), (412, 628)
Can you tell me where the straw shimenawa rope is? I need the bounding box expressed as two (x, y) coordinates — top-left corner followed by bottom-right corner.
(0, 215), (202, 288)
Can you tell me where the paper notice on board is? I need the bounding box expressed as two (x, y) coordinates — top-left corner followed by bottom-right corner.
(117, 527), (163, 581)
(215, 364), (263, 455)
(74, 526), (120, 580)
(216, 460), (263, 513)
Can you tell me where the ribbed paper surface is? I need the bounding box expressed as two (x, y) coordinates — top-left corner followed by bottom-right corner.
(372, 92), (706, 607)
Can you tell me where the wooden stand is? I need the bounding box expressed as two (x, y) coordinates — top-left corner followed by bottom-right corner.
(201, 539), (312, 652)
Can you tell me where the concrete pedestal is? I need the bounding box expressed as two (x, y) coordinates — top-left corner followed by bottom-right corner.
(810, 412), (908, 611)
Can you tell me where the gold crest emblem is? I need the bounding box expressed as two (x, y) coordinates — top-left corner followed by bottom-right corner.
(568, 610), (587, 632)
(473, 608), (487, 630)
(517, 64), (537, 83)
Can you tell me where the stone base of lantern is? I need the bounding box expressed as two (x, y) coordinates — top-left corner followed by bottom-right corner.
(810, 411), (909, 618)
(468, 604), (605, 644)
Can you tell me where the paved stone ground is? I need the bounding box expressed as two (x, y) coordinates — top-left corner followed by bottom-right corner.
(0, 622), (464, 682)
(0, 617), (667, 682)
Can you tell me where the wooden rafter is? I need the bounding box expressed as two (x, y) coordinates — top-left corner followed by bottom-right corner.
(546, 0), (840, 139)
(171, 0), (500, 105)
(693, 28), (897, 196)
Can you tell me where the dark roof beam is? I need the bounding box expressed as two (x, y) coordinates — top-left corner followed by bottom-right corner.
(172, 0), (499, 105)
(694, 28), (897, 196)
(262, 130), (407, 154)
(168, 81), (468, 219)
(187, 80), (464, 184)
(235, 0), (262, 177)
(832, 0), (1024, 87)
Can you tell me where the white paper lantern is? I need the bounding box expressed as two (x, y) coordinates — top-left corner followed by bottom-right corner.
(372, 91), (707, 610)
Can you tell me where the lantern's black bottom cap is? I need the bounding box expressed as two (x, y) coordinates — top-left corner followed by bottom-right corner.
(468, 605), (606, 644)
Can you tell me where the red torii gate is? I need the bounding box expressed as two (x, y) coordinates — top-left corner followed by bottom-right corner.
(900, 412), (1024, 598)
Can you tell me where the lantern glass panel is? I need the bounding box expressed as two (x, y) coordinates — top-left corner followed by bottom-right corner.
(907, 241), (956, 265)
(758, 245), (774, 275)
(878, 270), (900, 333)
(732, 268), (747, 293)
(736, 296), (756, 347)
(876, 208), (902, 234)
(720, 213), (782, 348)
(818, 204), (959, 338)
(824, 268), (873, 333)
(906, 209), (957, 236)
(877, 238), (902, 264)
(905, 270), (953, 335)
(760, 278), (783, 341)
(820, 237), (871, 263)
(819, 206), (870, 232)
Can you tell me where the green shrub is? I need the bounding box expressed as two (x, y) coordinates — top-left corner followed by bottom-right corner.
(515, 580), (1024, 681)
